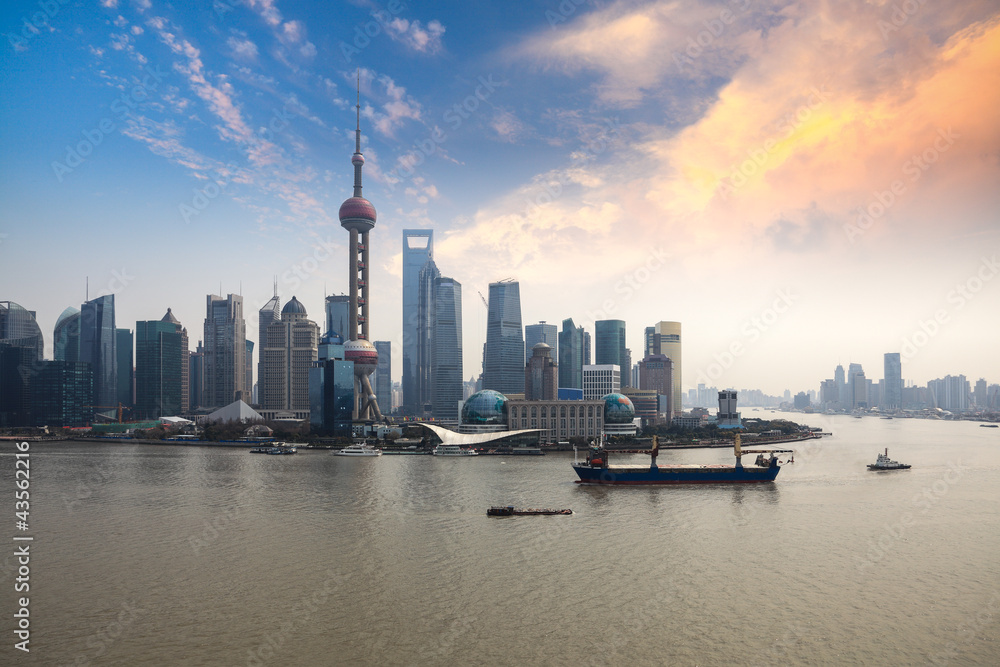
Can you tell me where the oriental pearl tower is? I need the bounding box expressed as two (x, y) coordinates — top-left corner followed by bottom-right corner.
(339, 75), (383, 422)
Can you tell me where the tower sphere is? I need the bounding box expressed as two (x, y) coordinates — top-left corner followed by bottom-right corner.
(344, 338), (378, 377)
(339, 196), (376, 232)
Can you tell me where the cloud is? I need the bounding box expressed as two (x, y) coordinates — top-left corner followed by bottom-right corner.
(227, 35), (259, 60)
(385, 18), (446, 54)
(360, 70), (423, 137)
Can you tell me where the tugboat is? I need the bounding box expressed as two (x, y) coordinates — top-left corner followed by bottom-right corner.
(867, 448), (910, 471)
(572, 434), (792, 484)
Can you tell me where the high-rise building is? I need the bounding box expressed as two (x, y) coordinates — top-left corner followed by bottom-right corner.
(835, 364), (847, 407)
(525, 322), (558, 366)
(718, 390), (742, 428)
(0, 301), (44, 361)
(583, 364), (619, 400)
(309, 359), (355, 435)
(883, 353), (902, 411)
(115, 328), (133, 408)
(160, 309), (189, 412)
(374, 341), (392, 415)
(416, 258), (441, 415)
(54, 307), (81, 362)
(847, 363), (866, 409)
(0, 344), (36, 427)
(30, 360), (92, 427)
(558, 318), (586, 390)
(482, 279), (524, 395)
(258, 290), (281, 403)
(339, 83), (382, 422)
(203, 293), (246, 408)
(80, 295), (117, 410)
(638, 353), (673, 416)
(245, 339), (254, 401)
(189, 341), (204, 410)
(260, 296), (319, 417)
(135, 319), (182, 418)
(651, 321), (681, 417)
(974, 378), (987, 408)
(595, 319), (627, 388)
(401, 229), (433, 416)
(928, 375), (970, 412)
(324, 294), (350, 339)
(432, 277), (463, 420)
(525, 343), (558, 401)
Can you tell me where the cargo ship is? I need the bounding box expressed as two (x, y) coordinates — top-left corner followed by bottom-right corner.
(572, 434), (792, 485)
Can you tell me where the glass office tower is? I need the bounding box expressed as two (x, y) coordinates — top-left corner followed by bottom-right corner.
(80, 295), (118, 409)
(401, 229), (433, 415)
(432, 277), (463, 420)
(482, 280), (523, 395)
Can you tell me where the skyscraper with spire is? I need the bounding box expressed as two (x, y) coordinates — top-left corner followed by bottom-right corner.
(339, 74), (382, 422)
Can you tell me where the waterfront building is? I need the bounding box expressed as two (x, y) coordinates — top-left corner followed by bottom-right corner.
(558, 318), (586, 390)
(309, 359), (355, 436)
(508, 398), (604, 443)
(432, 277), (463, 421)
(883, 353), (902, 411)
(260, 296), (319, 420)
(30, 361), (92, 427)
(135, 319), (182, 418)
(525, 321), (558, 366)
(595, 319), (628, 389)
(54, 307), (81, 362)
(161, 309), (189, 412)
(0, 301), (44, 361)
(401, 229), (433, 416)
(525, 343), (558, 401)
(583, 364), (620, 400)
(203, 293), (247, 408)
(116, 328), (133, 408)
(482, 279), (524, 396)
(374, 341), (392, 415)
(80, 295), (118, 410)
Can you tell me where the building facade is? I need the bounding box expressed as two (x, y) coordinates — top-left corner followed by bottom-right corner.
(507, 399), (604, 443)
(54, 307), (81, 362)
(116, 328), (133, 409)
(80, 295), (117, 410)
(482, 280), (524, 395)
(0, 301), (44, 361)
(525, 321), (558, 367)
(595, 319), (627, 389)
(203, 293), (246, 408)
(432, 277), (463, 421)
(558, 318), (586, 390)
(135, 320), (182, 418)
(374, 341), (392, 416)
(583, 364), (620, 400)
(31, 360), (92, 427)
(525, 343), (558, 401)
(309, 359), (354, 435)
(416, 258), (441, 415)
(883, 352), (902, 411)
(638, 353), (673, 417)
(260, 296), (319, 418)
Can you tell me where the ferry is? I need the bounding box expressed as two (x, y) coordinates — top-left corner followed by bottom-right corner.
(572, 434), (792, 485)
(334, 443), (382, 457)
(432, 444), (478, 457)
(265, 444), (297, 455)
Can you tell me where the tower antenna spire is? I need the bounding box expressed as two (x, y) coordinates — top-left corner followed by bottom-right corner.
(353, 69), (364, 197)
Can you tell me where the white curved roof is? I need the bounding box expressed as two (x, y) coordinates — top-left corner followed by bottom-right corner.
(419, 423), (542, 446)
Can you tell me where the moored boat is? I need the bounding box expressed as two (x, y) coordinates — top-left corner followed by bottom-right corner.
(867, 448), (910, 470)
(266, 444), (297, 455)
(334, 443), (382, 457)
(572, 434), (791, 485)
(432, 444), (478, 456)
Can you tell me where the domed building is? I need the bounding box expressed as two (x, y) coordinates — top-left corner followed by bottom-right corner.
(603, 393), (638, 436)
(260, 296), (319, 420)
(460, 389), (509, 433)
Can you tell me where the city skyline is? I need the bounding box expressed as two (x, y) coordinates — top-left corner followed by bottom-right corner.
(2, 0), (998, 395)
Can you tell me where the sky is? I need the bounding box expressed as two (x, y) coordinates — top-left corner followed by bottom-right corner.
(1, 0), (998, 397)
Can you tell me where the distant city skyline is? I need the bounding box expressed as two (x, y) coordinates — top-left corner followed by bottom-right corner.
(2, 1), (998, 394)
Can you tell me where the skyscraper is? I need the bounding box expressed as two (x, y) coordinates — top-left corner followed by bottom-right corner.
(189, 341), (204, 410)
(416, 258), (441, 414)
(1, 301), (44, 361)
(835, 364), (847, 408)
(558, 318), (585, 389)
(401, 229), (433, 416)
(135, 319), (181, 418)
(116, 328), (133, 408)
(203, 293), (246, 408)
(525, 343), (558, 401)
(482, 279), (523, 395)
(30, 360), (92, 427)
(260, 296), (319, 416)
(651, 321), (681, 417)
(258, 290), (280, 402)
(432, 276), (463, 420)
(54, 307), (81, 362)
(883, 352), (902, 411)
(848, 363), (866, 409)
(339, 80), (382, 422)
(595, 319), (627, 388)
(525, 321), (558, 365)
(324, 294), (350, 339)
(374, 341), (392, 415)
(159, 309), (190, 412)
(80, 295), (117, 409)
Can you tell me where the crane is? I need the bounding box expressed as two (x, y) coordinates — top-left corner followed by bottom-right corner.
(477, 290), (489, 310)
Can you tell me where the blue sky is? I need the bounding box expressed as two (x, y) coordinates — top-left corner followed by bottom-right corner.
(2, 0), (998, 395)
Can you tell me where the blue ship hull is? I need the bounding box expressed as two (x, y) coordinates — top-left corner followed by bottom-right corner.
(572, 463), (780, 484)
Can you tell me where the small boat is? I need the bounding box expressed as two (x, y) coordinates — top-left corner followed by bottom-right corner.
(980, 424), (999, 428)
(432, 444), (478, 456)
(249, 446), (271, 453)
(867, 448), (910, 470)
(487, 506), (572, 517)
(334, 443), (382, 457)
(266, 445), (297, 455)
